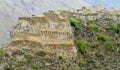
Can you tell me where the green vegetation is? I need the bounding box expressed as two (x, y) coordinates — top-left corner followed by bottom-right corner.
(32, 64), (39, 70)
(25, 54), (33, 63)
(118, 48), (120, 53)
(96, 33), (109, 41)
(35, 50), (46, 56)
(58, 55), (63, 60)
(88, 24), (99, 31)
(104, 41), (115, 51)
(75, 39), (87, 53)
(58, 54), (66, 61)
(69, 17), (81, 28)
(14, 67), (19, 70)
(91, 41), (99, 48)
(0, 48), (3, 55)
(95, 51), (101, 57)
(58, 54), (65, 60)
(107, 23), (120, 34)
(61, 64), (67, 70)
(95, 33), (115, 51)
(86, 17), (93, 23)
(80, 60), (87, 65)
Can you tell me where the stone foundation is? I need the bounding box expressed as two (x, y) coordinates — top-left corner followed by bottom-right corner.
(10, 40), (76, 57)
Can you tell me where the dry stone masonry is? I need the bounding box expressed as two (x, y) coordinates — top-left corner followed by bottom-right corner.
(10, 11), (75, 57)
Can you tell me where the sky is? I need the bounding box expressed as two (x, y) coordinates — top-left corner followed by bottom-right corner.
(85, 0), (120, 8)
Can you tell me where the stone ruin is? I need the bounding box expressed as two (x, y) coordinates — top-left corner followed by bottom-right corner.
(9, 11), (75, 57)
(9, 7), (120, 57)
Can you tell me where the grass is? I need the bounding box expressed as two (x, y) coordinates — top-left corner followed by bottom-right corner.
(96, 33), (110, 41)
(95, 33), (115, 51)
(0, 48), (4, 55)
(104, 41), (115, 51)
(61, 64), (67, 70)
(91, 41), (99, 48)
(80, 60), (87, 65)
(107, 22), (120, 34)
(86, 17), (94, 23)
(88, 24), (99, 31)
(32, 64), (39, 70)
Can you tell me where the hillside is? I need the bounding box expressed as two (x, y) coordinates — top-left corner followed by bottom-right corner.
(1, 7), (120, 69)
(0, 0), (89, 45)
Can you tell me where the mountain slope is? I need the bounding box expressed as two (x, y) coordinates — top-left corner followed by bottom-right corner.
(0, 0), (89, 45)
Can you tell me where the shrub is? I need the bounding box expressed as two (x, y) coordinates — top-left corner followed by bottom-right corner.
(88, 24), (99, 31)
(96, 33), (109, 41)
(69, 18), (81, 28)
(58, 54), (65, 61)
(91, 41), (99, 48)
(75, 39), (87, 53)
(0, 48), (3, 55)
(118, 48), (120, 53)
(107, 23), (120, 34)
(104, 41), (115, 51)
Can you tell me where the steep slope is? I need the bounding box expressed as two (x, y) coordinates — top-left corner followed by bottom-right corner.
(0, 0), (89, 45)
(1, 8), (120, 69)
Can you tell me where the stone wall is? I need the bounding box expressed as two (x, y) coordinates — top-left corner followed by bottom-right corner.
(18, 16), (48, 25)
(10, 11), (74, 57)
(11, 30), (73, 44)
